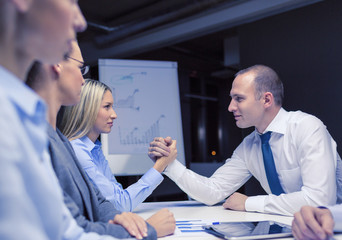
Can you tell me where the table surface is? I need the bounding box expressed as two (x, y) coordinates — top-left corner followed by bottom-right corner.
(134, 200), (342, 240)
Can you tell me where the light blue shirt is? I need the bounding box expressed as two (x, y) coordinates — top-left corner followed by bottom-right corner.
(0, 66), (117, 240)
(71, 136), (163, 212)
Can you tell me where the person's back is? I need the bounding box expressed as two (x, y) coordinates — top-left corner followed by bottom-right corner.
(0, 71), (66, 240)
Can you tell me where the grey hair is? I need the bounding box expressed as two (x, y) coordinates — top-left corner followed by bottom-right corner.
(235, 65), (284, 106)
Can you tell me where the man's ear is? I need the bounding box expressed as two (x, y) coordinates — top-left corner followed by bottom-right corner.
(263, 92), (274, 108)
(51, 64), (62, 79)
(11, 0), (32, 12)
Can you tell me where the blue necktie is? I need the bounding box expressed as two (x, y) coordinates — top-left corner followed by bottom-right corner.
(269, 224), (283, 234)
(260, 132), (285, 195)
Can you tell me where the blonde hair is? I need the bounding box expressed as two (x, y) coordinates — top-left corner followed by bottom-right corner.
(60, 79), (111, 140)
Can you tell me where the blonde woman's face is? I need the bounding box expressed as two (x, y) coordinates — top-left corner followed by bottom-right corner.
(90, 90), (117, 139)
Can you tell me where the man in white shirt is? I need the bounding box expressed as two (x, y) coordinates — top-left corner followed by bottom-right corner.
(149, 64), (341, 216)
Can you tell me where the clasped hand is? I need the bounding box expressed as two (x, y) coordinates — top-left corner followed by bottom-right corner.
(148, 136), (177, 173)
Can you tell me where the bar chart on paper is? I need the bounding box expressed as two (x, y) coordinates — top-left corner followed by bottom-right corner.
(99, 59), (185, 175)
(118, 114), (165, 145)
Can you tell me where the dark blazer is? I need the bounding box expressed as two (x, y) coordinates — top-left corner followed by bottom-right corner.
(47, 126), (157, 239)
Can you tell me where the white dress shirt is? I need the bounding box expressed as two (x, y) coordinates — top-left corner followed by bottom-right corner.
(165, 108), (339, 216)
(328, 204), (342, 231)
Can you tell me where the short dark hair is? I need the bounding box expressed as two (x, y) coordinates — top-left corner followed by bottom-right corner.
(26, 61), (43, 88)
(235, 65), (284, 106)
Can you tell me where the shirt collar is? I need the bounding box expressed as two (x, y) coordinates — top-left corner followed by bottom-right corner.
(0, 65), (47, 118)
(79, 135), (102, 151)
(263, 107), (288, 135)
(253, 108), (288, 138)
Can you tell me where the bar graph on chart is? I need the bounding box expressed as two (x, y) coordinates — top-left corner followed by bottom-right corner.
(119, 115), (165, 145)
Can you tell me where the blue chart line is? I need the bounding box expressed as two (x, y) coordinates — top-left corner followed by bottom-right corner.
(114, 88), (140, 111)
(119, 115), (165, 145)
(110, 72), (147, 85)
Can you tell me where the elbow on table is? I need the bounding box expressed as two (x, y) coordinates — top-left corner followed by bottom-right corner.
(200, 198), (221, 206)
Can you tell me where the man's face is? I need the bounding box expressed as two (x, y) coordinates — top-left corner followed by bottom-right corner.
(23, 0), (87, 64)
(228, 72), (265, 131)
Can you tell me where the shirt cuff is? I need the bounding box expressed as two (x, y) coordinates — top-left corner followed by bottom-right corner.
(245, 195), (266, 213)
(164, 159), (186, 181)
(327, 205), (342, 232)
(140, 167), (164, 186)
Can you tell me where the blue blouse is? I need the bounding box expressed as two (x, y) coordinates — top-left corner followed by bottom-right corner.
(71, 135), (163, 211)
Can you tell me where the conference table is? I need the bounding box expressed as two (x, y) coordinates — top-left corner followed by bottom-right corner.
(134, 200), (342, 240)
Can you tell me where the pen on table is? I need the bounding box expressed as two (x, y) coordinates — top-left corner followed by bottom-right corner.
(212, 222), (223, 225)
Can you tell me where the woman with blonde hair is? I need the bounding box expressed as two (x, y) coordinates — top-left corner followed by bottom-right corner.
(60, 79), (177, 212)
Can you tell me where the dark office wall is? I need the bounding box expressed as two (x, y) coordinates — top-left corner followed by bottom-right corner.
(238, 0), (342, 153)
(115, 0), (342, 199)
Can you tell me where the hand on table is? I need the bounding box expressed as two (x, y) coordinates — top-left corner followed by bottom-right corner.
(292, 206), (334, 240)
(109, 212), (147, 239)
(223, 192), (248, 211)
(146, 208), (176, 237)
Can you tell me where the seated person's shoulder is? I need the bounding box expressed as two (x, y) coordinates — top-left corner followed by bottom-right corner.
(288, 110), (325, 129)
(286, 111), (330, 143)
(70, 138), (92, 155)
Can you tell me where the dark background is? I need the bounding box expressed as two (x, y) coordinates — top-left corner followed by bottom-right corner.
(77, 0), (342, 201)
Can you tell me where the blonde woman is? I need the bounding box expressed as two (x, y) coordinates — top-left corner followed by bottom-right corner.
(60, 79), (177, 212)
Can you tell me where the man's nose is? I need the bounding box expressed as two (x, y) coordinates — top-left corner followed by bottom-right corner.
(228, 100), (235, 112)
